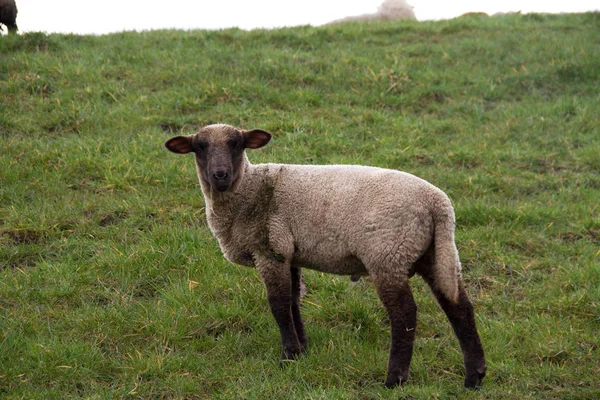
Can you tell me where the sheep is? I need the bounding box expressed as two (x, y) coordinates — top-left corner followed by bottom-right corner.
(164, 124), (486, 388)
(0, 0), (17, 34)
(327, 0), (416, 24)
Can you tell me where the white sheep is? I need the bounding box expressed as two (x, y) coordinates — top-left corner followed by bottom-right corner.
(165, 124), (486, 388)
(327, 0), (417, 24)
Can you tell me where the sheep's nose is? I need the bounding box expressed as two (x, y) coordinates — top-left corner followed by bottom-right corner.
(213, 170), (228, 180)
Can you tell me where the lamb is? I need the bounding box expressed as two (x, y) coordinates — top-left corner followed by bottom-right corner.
(327, 0), (416, 24)
(0, 0), (17, 34)
(165, 124), (486, 388)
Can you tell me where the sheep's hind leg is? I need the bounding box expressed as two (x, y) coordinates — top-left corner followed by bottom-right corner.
(372, 276), (417, 388)
(291, 267), (308, 351)
(257, 258), (302, 361)
(419, 271), (486, 388)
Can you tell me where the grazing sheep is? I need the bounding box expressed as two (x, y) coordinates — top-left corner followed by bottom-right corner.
(328, 0), (416, 24)
(165, 124), (486, 388)
(0, 0), (17, 34)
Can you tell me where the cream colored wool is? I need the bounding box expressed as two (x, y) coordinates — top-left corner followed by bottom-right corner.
(192, 125), (461, 303)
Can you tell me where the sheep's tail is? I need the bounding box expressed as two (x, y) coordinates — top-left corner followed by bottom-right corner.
(431, 203), (462, 304)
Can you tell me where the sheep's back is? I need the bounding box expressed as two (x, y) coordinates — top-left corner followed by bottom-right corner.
(257, 163), (442, 274)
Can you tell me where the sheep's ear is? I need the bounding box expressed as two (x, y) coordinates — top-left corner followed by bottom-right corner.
(243, 129), (272, 149)
(165, 136), (194, 154)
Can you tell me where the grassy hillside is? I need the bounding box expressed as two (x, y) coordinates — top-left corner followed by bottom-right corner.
(1, 12), (599, 399)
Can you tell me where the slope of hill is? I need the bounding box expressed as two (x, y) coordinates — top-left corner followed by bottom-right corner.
(1, 13), (599, 399)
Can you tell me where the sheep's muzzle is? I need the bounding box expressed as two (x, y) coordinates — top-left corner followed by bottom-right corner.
(208, 167), (232, 192)
(203, 146), (238, 192)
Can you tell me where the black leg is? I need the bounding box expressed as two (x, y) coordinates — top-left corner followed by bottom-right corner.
(257, 259), (301, 361)
(421, 274), (486, 388)
(267, 294), (302, 360)
(291, 267), (308, 350)
(374, 279), (417, 387)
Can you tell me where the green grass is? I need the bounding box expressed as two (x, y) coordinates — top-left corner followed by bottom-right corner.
(1, 12), (599, 399)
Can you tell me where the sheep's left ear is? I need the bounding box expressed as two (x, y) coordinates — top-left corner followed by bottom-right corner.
(243, 129), (272, 149)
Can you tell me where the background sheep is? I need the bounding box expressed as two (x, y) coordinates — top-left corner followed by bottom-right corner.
(165, 124), (486, 388)
(0, 0), (17, 33)
(328, 0), (416, 24)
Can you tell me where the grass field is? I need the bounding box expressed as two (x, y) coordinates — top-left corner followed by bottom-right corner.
(1, 12), (599, 399)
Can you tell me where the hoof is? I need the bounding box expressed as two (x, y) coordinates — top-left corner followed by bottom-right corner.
(280, 346), (301, 364)
(384, 375), (407, 388)
(464, 365), (486, 389)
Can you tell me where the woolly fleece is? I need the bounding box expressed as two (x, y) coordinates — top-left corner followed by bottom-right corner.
(179, 124), (461, 303)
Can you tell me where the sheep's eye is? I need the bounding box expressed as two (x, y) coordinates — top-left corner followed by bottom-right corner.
(227, 139), (241, 151)
(194, 141), (207, 153)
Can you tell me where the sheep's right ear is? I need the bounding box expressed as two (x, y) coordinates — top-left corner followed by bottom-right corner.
(165, 136), (194, 154)
(243, 129), (272, 149)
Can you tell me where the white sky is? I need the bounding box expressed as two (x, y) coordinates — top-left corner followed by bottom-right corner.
(12, 0), (600, 35)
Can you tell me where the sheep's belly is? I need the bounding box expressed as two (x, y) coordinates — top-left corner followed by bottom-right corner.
(291, 252), (366, 276)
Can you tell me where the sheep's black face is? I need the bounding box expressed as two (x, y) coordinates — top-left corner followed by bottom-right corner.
(194, 128), (245, 192)
(165, 124), (272, 193)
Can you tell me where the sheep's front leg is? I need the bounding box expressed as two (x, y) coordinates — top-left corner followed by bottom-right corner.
(256, 257), (302, 361)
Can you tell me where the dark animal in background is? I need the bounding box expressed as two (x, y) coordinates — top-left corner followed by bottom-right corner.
(165, 124), (487, 388)
(0, 0), (18, 34)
